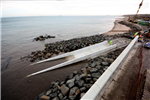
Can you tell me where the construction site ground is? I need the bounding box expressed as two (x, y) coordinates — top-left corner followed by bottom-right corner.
(100, 35), (150, 100)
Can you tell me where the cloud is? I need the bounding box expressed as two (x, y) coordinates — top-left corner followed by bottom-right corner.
(1, 0), (150, 17)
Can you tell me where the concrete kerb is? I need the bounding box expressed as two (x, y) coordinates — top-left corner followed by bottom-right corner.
(81, 35), (139, 100)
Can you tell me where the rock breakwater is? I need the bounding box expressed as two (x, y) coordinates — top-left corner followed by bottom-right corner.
(21, 32), (135, 62)
(35, 47), (125, 100)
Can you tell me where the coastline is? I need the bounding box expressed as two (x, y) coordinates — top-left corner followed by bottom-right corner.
(103, 17), (131, 35)
(2, 16), (136, 100)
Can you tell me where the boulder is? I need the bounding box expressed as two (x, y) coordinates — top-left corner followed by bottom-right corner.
(76, 80), (84, 87)
(91, 73), (101, 78)
(90, 68), (98, 73)
(80, 73), (87, 79)
(49, 93), (57, 98)
(87, 73), (92, 77)
(69, 87), (80, 100)
(46, 53), (52, 57)
(68, 73), (74, 79)
(60, 84), (69, 96)
(84, 84), (93, 89)
(95, 61), (101, 66)
(68, 82), (75, 88)
(96, 65), (102, 69)
(60, 81), (65, 86)
(45, 89), (52, 96)
(90, 63), (96, 68)
(80, 93), (85, 98)
(80, 87), (87, 92)
(58, 93), (63, 100)
(93, 78), (98, 82)
(52, 87), (58, 92)
(101, 62), (109, 66)
(75, 75), (81, 81)
(40, 95), (50, 100)
(85, 78), (92, 83)
(66, 78), (75, 84)
(52, 97), (59, 100)
(86, 67), (92, 74)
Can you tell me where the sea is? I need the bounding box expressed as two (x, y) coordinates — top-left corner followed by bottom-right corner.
(1, 16), (117, 100)
(1, 16), (116, 63)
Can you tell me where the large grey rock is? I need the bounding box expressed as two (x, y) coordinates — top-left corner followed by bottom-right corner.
(91, 73), (101, 78)
(52, 87), (58, 92)
(66, 78), (75, 84)
(103, 58), (114, 64)
(91, 63), (96, 68)
(90, 68), (98, 73)
(60, 81), (65, 86)
(80, 93), (85, 98)
(60, 84), (69, 96)
(93, 78), (98, 82)
(45, 89), (52, 96)
(40, 95), (50, 100)
(69, 87), (80, 100)
(52, 97), (59, 100)
(62, 96), (67, 100)
(98, 58), (103, 62)
(101, 62), (109, 66)
(50, 93), (57, 98)
(107, 58), (114, 64)
(84, 84), (93, 89)
(75, 75), (81, 81)
(68, 73), (74, 79)
(86, 67), (92, 74)
(68, 82), (75, 88)
(80, 73), (87, 79)
(95, 61), (101, 66)
(96, 65), (102, 69)
(82, 68), (87, 74)
(90, 80), (94, 84)
(86, 74), (91, 78)
(85, 78), (92, 83)
(80, 87), (87, 92)
(58, 93), (63, 100)
(76, 80), (84, 87)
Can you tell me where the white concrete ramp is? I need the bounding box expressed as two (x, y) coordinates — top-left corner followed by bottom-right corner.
(31, 41), (110, 65)
(27, 38), (130, 77)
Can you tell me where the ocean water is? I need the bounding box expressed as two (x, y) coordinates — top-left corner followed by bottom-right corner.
(1, 16), (116, 100)
(1, 16), (115, 63)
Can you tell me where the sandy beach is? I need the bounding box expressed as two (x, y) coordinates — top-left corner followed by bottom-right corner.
(104, 18), (131, 35)
(1, 17), (133, 100)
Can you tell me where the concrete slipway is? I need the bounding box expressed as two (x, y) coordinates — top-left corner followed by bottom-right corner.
(27, 37), (130, 77)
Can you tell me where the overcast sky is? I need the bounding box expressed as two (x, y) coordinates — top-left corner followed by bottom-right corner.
(1, 0), (150, 17)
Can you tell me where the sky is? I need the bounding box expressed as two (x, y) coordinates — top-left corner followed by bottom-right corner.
(1, 0), (150, 17)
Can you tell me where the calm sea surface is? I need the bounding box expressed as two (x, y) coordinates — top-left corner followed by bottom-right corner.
(1, 16), (115, 63)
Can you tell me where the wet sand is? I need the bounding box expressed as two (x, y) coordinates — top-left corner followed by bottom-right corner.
(1, 17), (131, 100)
